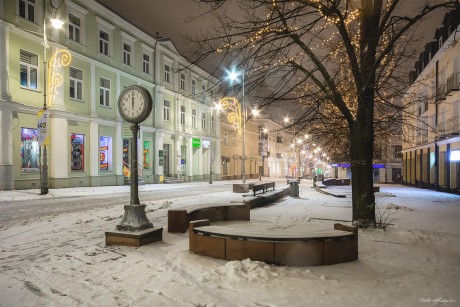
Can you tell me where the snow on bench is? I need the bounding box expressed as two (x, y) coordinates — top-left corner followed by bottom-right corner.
(168, 203), (249, 233)
(189, 220), (358, 266)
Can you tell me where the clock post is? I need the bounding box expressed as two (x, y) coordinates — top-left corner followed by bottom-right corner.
(105, 85), (162, 247)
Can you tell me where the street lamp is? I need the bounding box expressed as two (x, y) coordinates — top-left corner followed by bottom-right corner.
(227, 68), (247, 183)
(284, 116), (295, 178)
(209, 101), (221, 184)
(40, 2), (64, 195)
(259, 127), (268, 181)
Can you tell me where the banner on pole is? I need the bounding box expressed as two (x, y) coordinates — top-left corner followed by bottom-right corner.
(37, 110), (50, 145)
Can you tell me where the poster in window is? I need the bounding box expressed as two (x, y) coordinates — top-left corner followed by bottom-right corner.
(71, 134), (84, 171)
(99, 136), (110, 171)
(21, 128), (39, 173)
(143, 141), (150, 169)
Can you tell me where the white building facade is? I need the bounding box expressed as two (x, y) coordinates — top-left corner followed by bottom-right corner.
(402, 6), (460, 194)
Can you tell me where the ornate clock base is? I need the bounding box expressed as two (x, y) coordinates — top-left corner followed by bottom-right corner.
(116, 204), (153, 231)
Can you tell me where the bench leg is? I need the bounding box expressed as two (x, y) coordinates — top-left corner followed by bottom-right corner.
(168, 210), (188, 233)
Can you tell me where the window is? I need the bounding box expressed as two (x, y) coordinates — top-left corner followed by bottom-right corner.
(211, 115), (215, 132)
(123, 43), (132, 66)
(71, 134), (84, 171)
(180, 106), (186, 125)
(68, 13), (81, 43)
(163, 100), (170, 121)
(20, 50), (38, 90)
(201, 113), (207, 130)
(99, 77), (110, 107)
(19, 0), (35, 22)
(192, 109), (197, 128)
(202, 84), (206, 93)
(180, 73), (186, 90)
(394, 145), (402, 159)
(99, 30), (109, 56)
(69, 67), (83, 100)
(192, 79), (196, 94)
(143, 141), (150, 169)
(21, 128), (39, 173)
(224, 132), (228, 146)
(99, 136), (112, 171)
(164, 64), (170, 83)
(143, 53), (150, 74)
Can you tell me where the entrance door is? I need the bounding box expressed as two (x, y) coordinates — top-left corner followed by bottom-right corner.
(163, 144), (170, 177)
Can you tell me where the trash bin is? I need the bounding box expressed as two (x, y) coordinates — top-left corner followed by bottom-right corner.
(289, 180), (299, 197)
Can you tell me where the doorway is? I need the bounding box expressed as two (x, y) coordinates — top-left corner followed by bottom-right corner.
(163, 144), (170, 177)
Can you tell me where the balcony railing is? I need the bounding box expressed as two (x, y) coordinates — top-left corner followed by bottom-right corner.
(436, 84), (447, 101)
(446, 116), (459, 134)
(446, 73), (459, 93)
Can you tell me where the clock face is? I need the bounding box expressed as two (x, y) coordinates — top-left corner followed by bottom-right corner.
(118, 86), (152, 123)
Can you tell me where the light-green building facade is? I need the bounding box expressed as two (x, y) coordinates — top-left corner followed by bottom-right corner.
(0, 0), (220, 190)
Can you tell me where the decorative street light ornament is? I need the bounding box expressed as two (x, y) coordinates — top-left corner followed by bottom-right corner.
(218, 97), (242, 133)
(47, 49), (71, 107)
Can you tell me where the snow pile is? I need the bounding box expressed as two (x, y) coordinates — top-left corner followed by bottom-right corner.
(204, 258), (281, 282)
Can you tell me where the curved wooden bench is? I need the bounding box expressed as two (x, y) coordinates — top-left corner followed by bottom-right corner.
(189, 220), (358, 266)
(168, 203), (249, 233)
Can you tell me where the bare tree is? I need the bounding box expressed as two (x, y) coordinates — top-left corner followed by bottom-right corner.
(190, 0), (457, 227)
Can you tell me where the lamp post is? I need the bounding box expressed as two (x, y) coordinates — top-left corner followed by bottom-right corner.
(284, 116), (294, 178)
(259, 127), (268, 181)
(227, 69), (247, 183)
(40, 1), (64, 195)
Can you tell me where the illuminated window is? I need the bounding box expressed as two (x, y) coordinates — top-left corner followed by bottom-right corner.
(20, 128), (39, 173)
(143, 141), (150, 169)
(71, 134), (84, 171)
(99, 136), (112, 171)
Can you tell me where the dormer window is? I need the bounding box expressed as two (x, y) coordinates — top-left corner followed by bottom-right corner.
(439, 36), (443, 49)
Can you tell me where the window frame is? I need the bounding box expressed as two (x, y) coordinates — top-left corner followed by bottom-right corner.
(180, 105), (186, 125)
(96, 17), (114, 57)
(192, 109), (197, 128)
(164, 63), (171, 84)
(99, 77), (111, 107)
(69, 66), (83, 101)
(163, 100), (171, 121)
(20, 49), (38, 90)
(180, 73), (186, 90)
(201, 112), (207, 130)
(143, 53), (150, 74)
(18, 0), (35, 23)
(191, 79), (196, 95)
(68, 13), (81, 43)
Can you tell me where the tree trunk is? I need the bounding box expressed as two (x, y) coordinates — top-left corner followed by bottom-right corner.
(350, 97), (376, 227)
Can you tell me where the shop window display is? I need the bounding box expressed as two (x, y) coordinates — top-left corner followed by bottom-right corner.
(71, 134), (84, 171)
(21, 128), (39, 173)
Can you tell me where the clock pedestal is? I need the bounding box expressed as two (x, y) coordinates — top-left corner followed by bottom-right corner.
(105, 122), (162, 247)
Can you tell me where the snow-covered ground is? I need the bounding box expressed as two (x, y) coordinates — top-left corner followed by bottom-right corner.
(0, 180), (459, 307)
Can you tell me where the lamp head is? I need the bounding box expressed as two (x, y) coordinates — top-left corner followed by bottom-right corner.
(50, 18), (64, 29)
